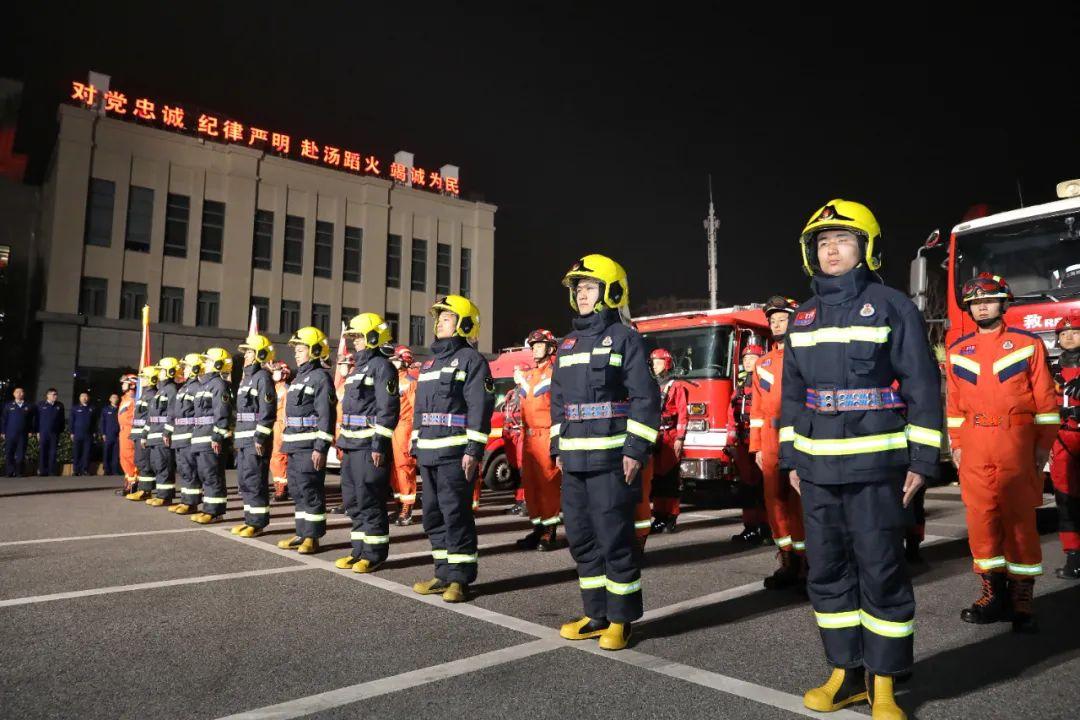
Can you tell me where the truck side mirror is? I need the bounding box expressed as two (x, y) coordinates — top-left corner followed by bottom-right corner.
(910, 256), (928, 312)
(924, 229), (942, 249)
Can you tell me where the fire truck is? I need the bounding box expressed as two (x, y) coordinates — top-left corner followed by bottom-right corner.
(482, 346), (533, 490)
(633, 306), (771, 494)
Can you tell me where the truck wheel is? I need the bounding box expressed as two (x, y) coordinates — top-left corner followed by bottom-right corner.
(483, 451), (517, 491)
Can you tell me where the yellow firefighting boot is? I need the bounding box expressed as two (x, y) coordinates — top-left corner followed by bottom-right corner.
(353, 559), (381, 574)
(804, 667), (868, 712)
(172, 504), (197, 515)
(296, 538), (319, 554)
(125, 490), (148, 501)
(146, 497), (168, 507)
(442, 582), (468, 603)
(237, 526), (262, 538)
(559, 617), (610, 640)
(335, 555), (360, 569)
(277, 535), (303, 550)
(231, 524), (249, 535)
(866, 674), (906, 720)
(598, 622), (631, 651)
(412, 578), (450, 595)
(191, 513), (218, 525)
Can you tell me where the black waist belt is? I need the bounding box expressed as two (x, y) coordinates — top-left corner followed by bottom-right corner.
(806, 387), (905, 414)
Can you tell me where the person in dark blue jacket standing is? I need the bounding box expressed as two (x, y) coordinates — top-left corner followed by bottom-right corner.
(552, 254), (661, 652)
(410, 295), (494, 604)
(70, 392), (96, 476)
(781, 200), (942, 720)
(99, 393), (121, 475)
(2, 387), (34, 477)
(36, 388), (65, 476)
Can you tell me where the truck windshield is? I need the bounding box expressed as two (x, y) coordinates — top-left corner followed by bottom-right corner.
(955, 211), (1080, 304)
(641, 326), (734, 379)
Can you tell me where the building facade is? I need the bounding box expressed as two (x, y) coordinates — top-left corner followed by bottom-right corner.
(34, 105), (496, 401)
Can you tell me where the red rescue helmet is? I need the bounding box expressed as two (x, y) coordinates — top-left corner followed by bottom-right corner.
(961, 273), (1013, 307)
(391, 345), (415, 366)
(763, 295), (799, 317)
(526, 328), (557, 348)
(742, 343), (765, 357)
(649, 348), (674, 373)
(271, 360), (293, 383)
(120, 373), (138, 391)
(1057, 309), (1080, 334)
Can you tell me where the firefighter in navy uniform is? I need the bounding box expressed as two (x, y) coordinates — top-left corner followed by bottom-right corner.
(169, 354), (204, 514)
(334, 314), (400, 573)
(126, 366), (158, 501)
(782, 200), (942, 720)
(231, 335), (277, 537)
(410, 295), (494, 603)
(146, 358), (181, 506)
(277, 327), (337, 554)
(36, 389), (65, 477)
(1, 388), (33, 477)
(189, 348), (234, 524)
(553, 254), (660, 652)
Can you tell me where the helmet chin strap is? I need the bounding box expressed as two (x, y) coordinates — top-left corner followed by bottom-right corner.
(974, 315), (1004, 329)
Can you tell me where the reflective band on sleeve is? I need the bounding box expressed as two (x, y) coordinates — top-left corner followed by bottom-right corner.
(974, 556), (1007, 571)
(949, 354), (981, 375)
(316, 431), (334, 442)
(489, 428), (503, 438)
(447, 553), (478, 564)
(256, 425), (273, 435)
(789, 326), (891, 347)
(559, 435), (627, 451)
(609, 354), (623, 367)
(605, 577), (641, 595)
(550, 423), (560, 438)
(202, 496), (228, 504)
(626, 419), (658, 443)
(778, 426), (795, 442)
(756, 366), (775, 385)
(558, 353), (591, 368)
(947, 416), (965, 428)
(579, 575), (607, 590)
(410, 430), (419, 441)
(466, 430), (488, 444)
(1035, 413), (1060, 425)
(906, 424), (942, 448)
(793, 431), (907, 456)
(749, 418), (765, 428)
(991, 345), (1035, 375)
(213, 427), (230, 437)
(243, 505), (270, 514)
(432, 549), (448, 560)
(417, 435), (470, 449)
(814, 610), (861, 629)
(164, 424), (175, 432)
(373, 425), (395, 438)
(1006, 562), (1043, 576)
(860, 610), (913, 638)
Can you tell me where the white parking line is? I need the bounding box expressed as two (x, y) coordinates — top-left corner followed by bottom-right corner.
(0, 527), (204, 547)
(0, 566), (314, 607)
(213, 639), (560, 720)
(640, 579), (764, 624)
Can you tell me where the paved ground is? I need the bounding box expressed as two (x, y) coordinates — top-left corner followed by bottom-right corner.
(1, 473), (1078, 720)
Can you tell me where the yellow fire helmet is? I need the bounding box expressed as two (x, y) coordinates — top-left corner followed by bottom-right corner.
(288, 326), (330, 359)
(798, 199), (882, 276)
(238, 334), (275, 363)
(157, 357), (181, 379)
(344, 312), (392, 349)
(430, 295), (481, 341)
(139, 365), (159, 384)
(181, 353), (206, 376)
(561, 253), (630, 312)
(204, 347), (233, 375)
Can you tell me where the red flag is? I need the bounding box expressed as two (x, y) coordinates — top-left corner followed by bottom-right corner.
(248, 305), (259, 336)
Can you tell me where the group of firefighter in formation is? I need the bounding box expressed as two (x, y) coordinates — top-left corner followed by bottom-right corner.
(98, 200), (1079, 720)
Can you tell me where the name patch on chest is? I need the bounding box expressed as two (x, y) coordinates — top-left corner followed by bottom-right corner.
(794, 309), (817, 327)
(960, 345), (976, 356)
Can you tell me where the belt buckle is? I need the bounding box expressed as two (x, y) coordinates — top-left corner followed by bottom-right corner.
(867, 387), (882, 409)
(973, 413), (1000, 427)
(817, 389), (838, 415)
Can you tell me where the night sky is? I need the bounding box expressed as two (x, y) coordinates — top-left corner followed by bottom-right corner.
(6, 2), (1079, 348)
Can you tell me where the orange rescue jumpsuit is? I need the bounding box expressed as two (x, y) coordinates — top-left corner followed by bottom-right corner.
(946, 325), (1059, 577)
(391, 368), (419, 510)
(270, 380), (289, 497)
(119, 389), (137, 490)
(651, 376), (689, 518)
(520, 359), (562, 527)
(749, 344), (805, 553)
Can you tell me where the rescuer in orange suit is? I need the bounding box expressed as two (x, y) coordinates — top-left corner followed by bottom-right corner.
(516, 330), (563, 551)
(502, 364), (528, 516)
(118, 373), (138, 493)
(946, 273), (1060, 633)
(390, 345), (419, 526)
(749, 296), (807, 590)
(1050, 309), (1080, 579)
(270, 360), (292, 501)
(728, 343), (771, 544)
(649, 348), (688, 534)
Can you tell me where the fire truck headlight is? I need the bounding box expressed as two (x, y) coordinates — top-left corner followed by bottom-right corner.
(687, 419), (708, 432)
(688, 403), (707, 416)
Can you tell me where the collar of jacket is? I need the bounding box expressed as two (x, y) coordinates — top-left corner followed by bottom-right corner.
(571, 307), (621, 336)
(431, 336), (467, 358)
(1060, 348), (1080, 368)
(975, 322), (1008, 342)
(243, 364), (257, 378)
(298, 360), (321, 374)
(811, 264), (875, 306)
(353, 348), (375, 366)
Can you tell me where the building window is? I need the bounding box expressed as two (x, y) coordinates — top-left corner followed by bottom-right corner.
(160, 286), (184, 324)
(124, 186), (154, 253)
(119, 282), (148, 320)
(78, 277), (108, 317)
(251, 296), (269, 331)
(196, 291), (220, 327)
(252, 210), (273, 270)
(344, 226), (362, 283)
(84, 179), (115, 247)
(341, 306), (358, 330)
(411, 239), (427, 292)
(280, 300), (300, 335)
(409, 314), (425, 346)
(284, 215), (304, 275)
(312, 303), (331, 335)
(437, 243), (452, 295)
(386, 312), (400, 343)
(386, 234), (401, 288)
(314, 221), (333, 279)
(460, 247), (472, 297)
(164, 194), (189, 258)
(200, 200), (225, 263)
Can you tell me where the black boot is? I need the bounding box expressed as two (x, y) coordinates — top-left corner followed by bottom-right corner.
(538, 526), (558, 552)
(664, 515), (678, 533)
(1055, 550), (1080, 580)
(396, 505), (414, 526)
(1008, 577), (1039, 634)
(650, 516), (668, 534)
(759, 525), (775, 546)
(960, 573), (1010, 624)
(764, 551), (803, 590)
(732, 525), (765, 545)
(506, 501), (526, 516)
(516, 526), (544, 550)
